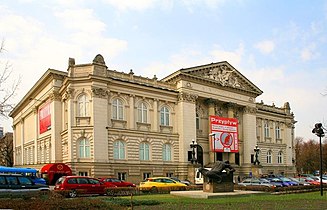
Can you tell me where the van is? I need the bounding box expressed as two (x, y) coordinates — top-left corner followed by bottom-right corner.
(195, 168), (211, 184)
(0, 174), (49, 197)
(54, 176), (107, 198)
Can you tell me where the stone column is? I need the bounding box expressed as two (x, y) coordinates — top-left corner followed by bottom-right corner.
(242, 106), (257, 165)
(207, 99), (216, 164)
(177, 92), (198, 163)
(153, 99), (158, 132)
(129, 95), (135, 129)
(64, 88), (74, 162)
(50, 90), (63, 162)
(227, 103), (235, 164)
(92, 86), (109, 162)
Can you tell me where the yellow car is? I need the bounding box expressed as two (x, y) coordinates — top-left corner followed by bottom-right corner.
(139, 177), (187, 192)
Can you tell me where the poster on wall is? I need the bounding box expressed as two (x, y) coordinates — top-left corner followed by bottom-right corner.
(39, 102), (51, 134)
(209, 115), (239, 153)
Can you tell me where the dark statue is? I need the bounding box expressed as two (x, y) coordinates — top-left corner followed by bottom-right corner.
(199, 161), (235, 183)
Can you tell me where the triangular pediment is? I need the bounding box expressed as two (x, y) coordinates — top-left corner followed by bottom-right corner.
(162, 61), (263, 96)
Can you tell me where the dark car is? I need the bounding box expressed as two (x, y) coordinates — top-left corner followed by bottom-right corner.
(99, 177), (136, 187)
(0, 174), (49, 198)
(267, 178), (291, 187)
(54, 176), (108, 198)
(170, 177), (191, 186)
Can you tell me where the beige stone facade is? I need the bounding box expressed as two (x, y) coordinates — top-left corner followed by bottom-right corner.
(10, 55), (296, 184)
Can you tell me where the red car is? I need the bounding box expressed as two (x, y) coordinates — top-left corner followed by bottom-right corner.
(54, 176), (113, 198)
(100, 177), (136, 187)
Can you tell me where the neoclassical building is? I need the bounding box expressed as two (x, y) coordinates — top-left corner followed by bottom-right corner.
(10, 55), (296, 183)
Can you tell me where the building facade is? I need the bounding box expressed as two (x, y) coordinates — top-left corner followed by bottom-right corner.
(10, 55), (296, 183)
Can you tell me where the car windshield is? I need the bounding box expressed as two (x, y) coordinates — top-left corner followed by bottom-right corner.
(280, 177), (291, 181)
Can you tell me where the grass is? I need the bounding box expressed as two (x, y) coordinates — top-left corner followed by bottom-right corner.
(0, 191), (326, 209)
(124, 191), (327, 210)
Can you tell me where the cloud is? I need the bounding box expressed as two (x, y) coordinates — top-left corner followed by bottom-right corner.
(103, 0), (157, 11)
(300, 43), (318, 61)
(254, 40), (275, 54)
(210, 43), (244, 68)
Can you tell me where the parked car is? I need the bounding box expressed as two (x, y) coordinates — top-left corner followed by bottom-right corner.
(299, 177), (321, 185)
(54, 176), (108, 198)
(267, 178), (291, 187)
(0, 174), (49, 198)
(279, 177), (299, 186)
(312, 176), (327, 184)
(259, 178), (283, 187)
(99, 177), (136, 187)
(170, 177), (191, 186)
(238, 178), (275, 188)
(139, 177), (187, 192)
(288, 177), (311, 186)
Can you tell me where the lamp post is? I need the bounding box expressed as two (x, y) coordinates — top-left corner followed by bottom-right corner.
(209, 133), (216, 163)
(190, 139), (198, 164)
(253, 145), (260, 165)
(312, 123), (325, 196)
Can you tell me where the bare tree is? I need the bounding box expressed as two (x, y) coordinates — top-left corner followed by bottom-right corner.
(0, 132), (13, 166)
(0, 40), (21, 117)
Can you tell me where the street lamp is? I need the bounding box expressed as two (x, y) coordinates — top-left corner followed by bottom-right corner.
(312, 123), (325, 196)
(253, 145), (260, 165)
(209, 133), (216, 163)
(190, 139), (198, 164)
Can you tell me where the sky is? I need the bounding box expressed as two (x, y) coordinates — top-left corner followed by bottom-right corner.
(0, 0), (327, 140)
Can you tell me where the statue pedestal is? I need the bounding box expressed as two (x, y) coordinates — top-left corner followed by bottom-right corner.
(203, 172), (234, 193)
(251, 165), (263, 177)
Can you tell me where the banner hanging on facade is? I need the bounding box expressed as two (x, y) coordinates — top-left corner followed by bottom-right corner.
(209, 115), (239, 153)
(39, 102), (51, 134)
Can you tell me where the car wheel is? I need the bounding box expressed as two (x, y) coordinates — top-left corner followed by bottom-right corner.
(150, 187), (158, 193)
(68, 190), (77, 198)
(107, 189), (115, 196)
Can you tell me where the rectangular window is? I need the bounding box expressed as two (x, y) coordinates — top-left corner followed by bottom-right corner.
(166, 173), (173, 177)
(143, 173), (151, 180)
(78, 171), (88, 176)
(118, 172), (127, 181)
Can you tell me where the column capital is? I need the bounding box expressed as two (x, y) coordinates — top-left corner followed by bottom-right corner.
(178, 92), (198, 103)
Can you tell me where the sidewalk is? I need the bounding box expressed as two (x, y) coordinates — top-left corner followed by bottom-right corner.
(170, 190), (265, 199)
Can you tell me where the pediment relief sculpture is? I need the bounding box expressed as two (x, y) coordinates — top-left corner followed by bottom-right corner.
(204, 64), (243, 88)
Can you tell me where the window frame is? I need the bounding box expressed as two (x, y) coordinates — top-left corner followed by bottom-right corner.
(78, 138), (90, 158)
(113, 140), (126, 160)
(139, 142), (150, 161)
(137, 102), (148, 123)
(77, 94), (89, 117)
(162, 143), (172, 161)
(267, 150), (272, 164)
(160, 106), (170, 126)
(112, 98), (124, 120)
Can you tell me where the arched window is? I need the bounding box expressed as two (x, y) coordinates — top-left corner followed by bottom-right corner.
(112, 98), (124, 120)
(267, 150), (272, 164)
(162, 144), (172, 161)
(77, 94), (89, 117)
(160, 106), (170, 126)
(264, 120), (270, 137)
(139, 142), (150, 160)
(79, 138), (90, 158)
(113, 140), (125, 159)
(196, 113), (200, 130)
(277, 151), (283, 164)
(137, 102), (147, 123)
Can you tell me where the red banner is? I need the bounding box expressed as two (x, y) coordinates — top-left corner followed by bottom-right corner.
(209, 115), (239, 153)
(39, 103), (51, 134)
